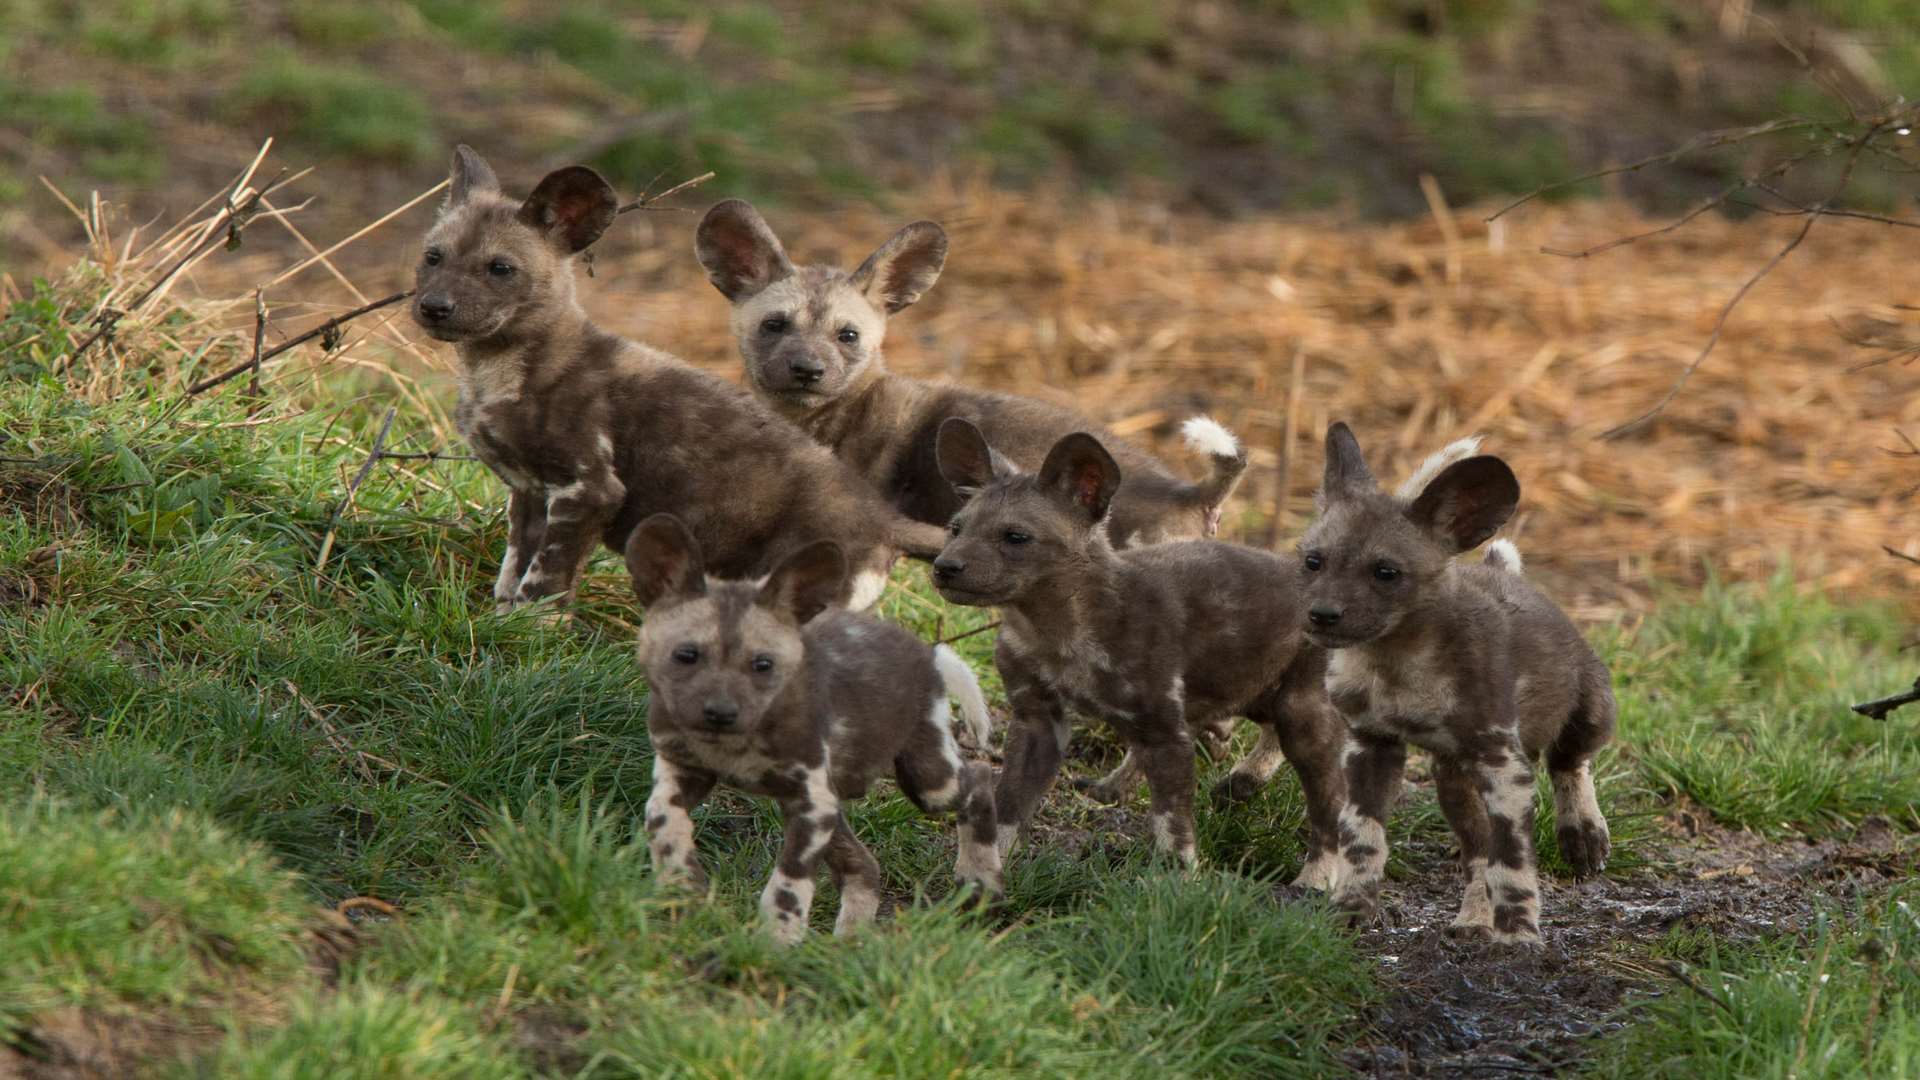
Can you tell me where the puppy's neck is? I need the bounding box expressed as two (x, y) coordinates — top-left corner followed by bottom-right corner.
(1001, 537), (1122, 649)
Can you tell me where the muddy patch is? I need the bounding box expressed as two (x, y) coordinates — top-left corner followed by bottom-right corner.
(1341, 813), (1917, 1077)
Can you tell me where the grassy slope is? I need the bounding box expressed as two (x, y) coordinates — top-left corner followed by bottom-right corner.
(1, 280), (1917, 1075)
(2, 0), (1918, 245)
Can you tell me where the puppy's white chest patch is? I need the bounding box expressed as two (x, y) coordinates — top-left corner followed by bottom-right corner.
(1327, 646), (1458, 749)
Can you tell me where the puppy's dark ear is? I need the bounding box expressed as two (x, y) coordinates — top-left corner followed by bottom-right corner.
(1319, 422), (1377, 508)
(936, 417), (1013, 498)
(446, 145), (499, 209)
(1406, 457), (1519, 554)
(1038, 433), (1121, 522)
(758, 541), (847, 625)
(850, 220), (947, 314)
(625, 514), (706, 607)
(695, 199), (795, 301)
(518, 165), (619, 253)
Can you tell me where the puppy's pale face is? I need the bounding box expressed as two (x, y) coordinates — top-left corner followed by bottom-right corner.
(731, 267), (888, 404)
(637, 585), (807, 738)
(411, 200), (566, 343)
(1298, 496), (1451, 648)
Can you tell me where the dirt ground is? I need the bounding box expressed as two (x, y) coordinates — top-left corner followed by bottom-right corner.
(1336, 809), (1912, 1077)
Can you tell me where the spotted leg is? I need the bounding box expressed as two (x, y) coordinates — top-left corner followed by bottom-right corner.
(1433, 757), (1494, 937)
(1473, 735), (1542, 945)
(1330, 731), (1407, 926)
(515, 459), (624, 609)
(1133, 717), (1199, 868)
(645, 755), (716, 890)
(761, 764), (841, 946)
(823, 817), (884, 937)
(991, 655), (1071, 860)
(494, 488), (547, 613)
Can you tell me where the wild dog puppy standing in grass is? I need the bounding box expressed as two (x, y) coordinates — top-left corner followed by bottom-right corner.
(1299, 424), (1615, 945)
(626, 514), (1001, 945)
(409, 148), (947, 613)
(929, 420), (1346, 883)
(693, 200), (1249, 545)
(696, 198), (1250, 783)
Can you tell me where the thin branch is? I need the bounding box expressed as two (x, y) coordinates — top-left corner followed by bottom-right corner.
(1663, 962), (1741, 1019)
(1485, 118), (1826, 222)
(245, 290), (268, 401)
(940, 620), (1001, 646)
(1599, 213), (1817, 440)
(1853, 677), (1920, 720)
(315, 407), (398, 574)
(1541, 147), (1824, 259)
(182, 291), (412, 398)
(63, 168), (307, 365)
(615, 170), (716, 215)
(1883, 545), (1920, 566)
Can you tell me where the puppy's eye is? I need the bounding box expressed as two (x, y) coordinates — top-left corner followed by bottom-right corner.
(1373, 563), (1400, 582)
(947, 519), (963, 537)
(1304, 553), (1323, 572)
(1003, 529), (1031, 545)
(488, 260), (515, 277)
(423, 249), (442, 267)
(761, 315), (789, 334)
(751, 655), (775, 674)
(672, 644), (700, 665)
(836, 327), (859, 344)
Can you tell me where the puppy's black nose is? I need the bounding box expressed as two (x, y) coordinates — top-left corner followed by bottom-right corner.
(932, 557), (964, 582)
(789, 359), (824, 385)
(1308, 606), (1342, 628)
(702, 700), (738, 728)
(418, 295), (454, 322)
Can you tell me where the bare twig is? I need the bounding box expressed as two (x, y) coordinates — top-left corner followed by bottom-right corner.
(182, 291), (412, 398)
(315, 407), (398, 574)
(615, 170), (716, 215)
(245, 290), (267, 401)
(1485, 117), (1825, 223)
(940, 620), (1002, 646)
(1541, 146), (1822, 260)
(1885, 545), (1920, 566)
(1852, 676), (1920, 720)
(1663, 961), (1740, 1019)
(1599, 213), (1817, 440)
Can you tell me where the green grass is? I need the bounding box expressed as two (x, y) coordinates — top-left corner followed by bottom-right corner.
(3, 273), (1919, 1074)
(226, 53), (436, 162)
(1590, 886), (1920, 1079)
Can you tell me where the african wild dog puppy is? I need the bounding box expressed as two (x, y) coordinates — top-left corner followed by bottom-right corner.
(696, 198), (1249, 777)
(929, 420), (1346, 883)
(409, 147), (947, 613)
(693, 199), (1250, 545)
(1299, 424), (1615, 945)
(626, 514), (1001, 945)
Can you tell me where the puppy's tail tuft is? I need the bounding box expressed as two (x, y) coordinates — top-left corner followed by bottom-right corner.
(933, 644), (994, 748)
(1483, 538), (1523, 574)
(1180, 416), (1249, 530)
(1395, 435), (1484, 499)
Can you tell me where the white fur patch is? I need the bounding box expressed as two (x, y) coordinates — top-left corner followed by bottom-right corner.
(760, 871), (815, 946)
(996, 823), (1021, 859)
(932, 644), (993, 746)
(1551, 762), (1603, 830)
(1485, 538), (1523, 573)
(1293, 848), (1341, 891)
(494, 545), (522, 602)
(1395, 434), (1484, 499)
(1453, 857), (1493, 929)
(645, 758), (700, 884)
(834, 881), (881, 936)
(1180, 415), (1242, 460)
(845, 568), (887, 611)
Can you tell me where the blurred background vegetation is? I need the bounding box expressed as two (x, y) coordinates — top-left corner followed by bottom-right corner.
(2, 0), (1917, 265)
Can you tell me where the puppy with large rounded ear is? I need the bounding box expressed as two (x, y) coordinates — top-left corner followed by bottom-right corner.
(1318, 422), (1379, 508)
(1038, 432), (1122, 522)
(757, 541), (848, 625)
(446, 144), (500, 209)
(850, 220), (948, 314)
(625, 513), (707, 608)
(1406, 457), (1520, 555)
(936, 417), (1017, 499)
(695, 199), (796, 301)
(519, 165), (620, 254)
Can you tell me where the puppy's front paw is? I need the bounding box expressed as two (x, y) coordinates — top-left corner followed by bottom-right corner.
(1557, 820), (1612, 879)
(1211, 772), (1264, 805)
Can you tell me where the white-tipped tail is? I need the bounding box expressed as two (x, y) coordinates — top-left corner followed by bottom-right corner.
(933, 644), (993, 747)
(1181, 416), (1242, 461)
(1484, 539), (1523, 574)
(1394, 435), (1485, 499)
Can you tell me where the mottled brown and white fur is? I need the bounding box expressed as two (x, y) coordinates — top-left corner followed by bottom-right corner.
(626, 514), (1000, 944)
(929, 420), (1346, 884)
(1299, 423), (1615, 945)
(408, 147), (946, 614)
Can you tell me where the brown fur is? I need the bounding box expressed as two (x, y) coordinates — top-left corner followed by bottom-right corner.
(1299, 423), (1616, 945)
(626, 514), (1001, 944)
(409, 148), (947, 614)
(694, 199), (1248, 546)
(929, 420), (1346, 884)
